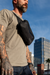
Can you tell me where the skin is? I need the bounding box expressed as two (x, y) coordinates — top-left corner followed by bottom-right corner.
(0, 0), (28, 75)
(26, 46), (32, 63)
(26, 47), (34, 73)
(13, 0), (28, 17)
(0, 25), (13, 75)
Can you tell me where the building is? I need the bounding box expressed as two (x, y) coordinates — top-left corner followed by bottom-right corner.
(34, 37), (50, 69)
(31, 54), (34, 65)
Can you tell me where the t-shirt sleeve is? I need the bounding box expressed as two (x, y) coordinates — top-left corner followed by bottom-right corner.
(0, 9), (10, 28)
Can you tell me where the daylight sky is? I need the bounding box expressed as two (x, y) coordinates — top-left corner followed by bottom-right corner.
(0, 0), (50, 54)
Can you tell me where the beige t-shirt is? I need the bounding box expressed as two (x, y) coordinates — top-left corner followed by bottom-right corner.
(0, 9), (27, 66)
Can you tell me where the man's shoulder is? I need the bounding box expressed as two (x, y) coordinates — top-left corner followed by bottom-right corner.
(0, 9), (13, 18)
(0, 9), (11, 13)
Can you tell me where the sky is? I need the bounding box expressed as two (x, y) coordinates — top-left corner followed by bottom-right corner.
(0, 0), (50, 54)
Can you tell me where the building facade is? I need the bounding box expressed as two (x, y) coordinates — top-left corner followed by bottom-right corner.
(31, 54), (34, 65)
(34, 37), (50, 69)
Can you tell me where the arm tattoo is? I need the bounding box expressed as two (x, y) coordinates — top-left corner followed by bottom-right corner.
(26, 47), (31, 63)
(26, 51), (31, 62)
(0, 25), (8, 60)
(0, 25), (13, 75)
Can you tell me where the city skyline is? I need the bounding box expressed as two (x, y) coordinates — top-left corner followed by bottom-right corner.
(0, 0), (50, 54)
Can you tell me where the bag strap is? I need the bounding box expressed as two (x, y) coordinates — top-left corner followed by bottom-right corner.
(13, 12), (22, 23)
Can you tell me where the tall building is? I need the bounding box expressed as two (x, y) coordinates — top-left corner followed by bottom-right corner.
(34, 37), (50, 69)
(31, 54), (34, 65)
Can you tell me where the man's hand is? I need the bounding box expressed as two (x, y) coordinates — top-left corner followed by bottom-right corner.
(28, 63), (34, 72)
(1, 57), (13, 75)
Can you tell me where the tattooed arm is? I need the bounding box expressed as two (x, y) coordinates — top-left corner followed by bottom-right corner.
(26, 46), (32, 63)
(0, 25), (13, 75)
(26, 46), (34, 73)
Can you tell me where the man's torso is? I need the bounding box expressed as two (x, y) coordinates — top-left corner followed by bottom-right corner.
(0, 9), (27, 66)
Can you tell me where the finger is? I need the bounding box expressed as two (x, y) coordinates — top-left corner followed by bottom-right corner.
(10, 70), (12, 75)
(1, 68), (4, 75)
(8, 70), (10, 75)
(7, 69), (10, 75)
(7, 70), (9, 75)
(5, 70), (7, 75)
(12, 71), (14, 75)
(9, 69), (13, 75)
(12, 68), (14, 75)
(8, 68), (14, 75)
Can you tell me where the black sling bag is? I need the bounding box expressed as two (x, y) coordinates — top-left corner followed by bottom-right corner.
(13, 12), (34, 45)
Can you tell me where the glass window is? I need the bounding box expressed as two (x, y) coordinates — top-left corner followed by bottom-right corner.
(42, 51), (44, 55)
(42, 57), (44, 63)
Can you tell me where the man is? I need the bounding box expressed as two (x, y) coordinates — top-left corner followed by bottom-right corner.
(0, 0), (33, 75)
